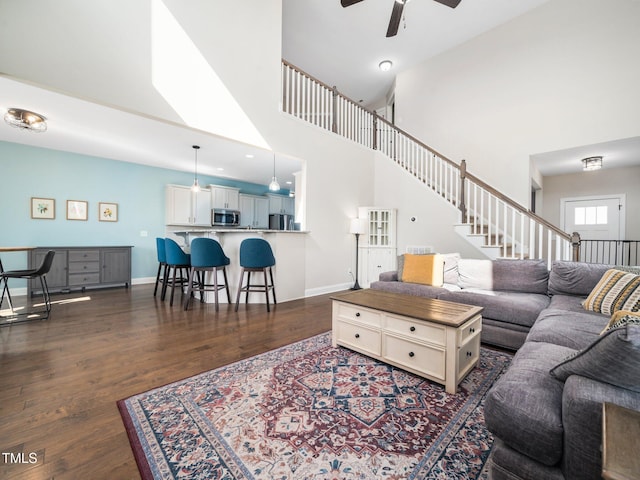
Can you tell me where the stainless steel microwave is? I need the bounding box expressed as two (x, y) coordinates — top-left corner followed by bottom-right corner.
(212, 209), (240, 227)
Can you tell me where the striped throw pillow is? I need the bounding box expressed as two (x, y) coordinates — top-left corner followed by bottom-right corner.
(601, 310), (640, 334)
(583, 269), (640, 315)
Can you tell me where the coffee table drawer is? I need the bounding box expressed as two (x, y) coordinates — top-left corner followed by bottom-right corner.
(384, 313), (446, 346)
(335, 303), (382, 327)
(458, 314), (482, 345)
(382, 334), (445, 381)
(458, 335), (480, 380)
(334, 320), (381, 357)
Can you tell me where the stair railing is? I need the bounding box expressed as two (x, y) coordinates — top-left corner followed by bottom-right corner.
(281, 60), (573, 267)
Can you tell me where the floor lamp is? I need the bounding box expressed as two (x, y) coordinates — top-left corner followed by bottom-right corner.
(350, 218), (366, 290)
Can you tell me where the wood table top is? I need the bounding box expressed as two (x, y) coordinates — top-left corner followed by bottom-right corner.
(331, 289), (483, 327)
(0, 246), (36, 252)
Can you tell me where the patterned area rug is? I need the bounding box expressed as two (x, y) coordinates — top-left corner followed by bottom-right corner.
(118, 332), (511, 479)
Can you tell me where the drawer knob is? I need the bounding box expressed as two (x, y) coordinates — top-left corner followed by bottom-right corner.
(354, 333), (360, 339)
(410, 326), (416, 332)
(466, 351), (473, 357)
(408, 351), (415, 357)
(470, 327), (475, 333)
(355, 312), (361, 317)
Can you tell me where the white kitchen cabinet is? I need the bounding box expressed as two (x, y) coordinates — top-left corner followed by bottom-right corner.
(266, 193), (294, 215)
(239, 194), (269, 229)
(211, 185), (240, 210)
(165, 185), (211, 226)
(357, 207), (397, 288)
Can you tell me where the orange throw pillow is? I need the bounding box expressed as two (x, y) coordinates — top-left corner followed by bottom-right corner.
(401, 254), (444, 287)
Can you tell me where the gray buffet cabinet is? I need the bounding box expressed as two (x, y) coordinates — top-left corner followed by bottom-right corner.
(28, 246), (132, 296)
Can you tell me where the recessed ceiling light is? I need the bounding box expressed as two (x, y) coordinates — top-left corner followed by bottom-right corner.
(286, 181), (292, 185)
(245, 154), (254, 158)
(217, 167), (224, 171)
(379, 60), (393, 72)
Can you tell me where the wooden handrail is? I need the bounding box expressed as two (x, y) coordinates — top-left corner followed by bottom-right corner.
(281, 59), (572, 244)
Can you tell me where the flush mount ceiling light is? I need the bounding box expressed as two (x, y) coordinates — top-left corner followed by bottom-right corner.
(582, 156), (603, 171)
(268, 154), (280, 192)
(4, 108), (47, 132)
(191, 145), (201, 192)
(378, 60), (393, 72)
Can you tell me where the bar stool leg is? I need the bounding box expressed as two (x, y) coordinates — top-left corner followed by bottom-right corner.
(222, 267), (231, 303)
(263, 268), (270, 312)
(234, 268), (245, 312)
(269, 267), (277, 305)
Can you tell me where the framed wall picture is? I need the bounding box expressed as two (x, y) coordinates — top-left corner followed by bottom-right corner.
(31, 197), (55, 219)
(99, 202), (118, 222)
(67, 200), (88, 221)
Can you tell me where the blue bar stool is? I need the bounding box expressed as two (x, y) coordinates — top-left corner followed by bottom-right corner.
(184, 238), (231, 311)
(163, 238), (191, 306)
(153, 237), (167, 297)
(235, 238), (276, 312)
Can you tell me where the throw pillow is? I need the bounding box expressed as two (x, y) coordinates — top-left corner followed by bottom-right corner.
(401, 253), (444, 287)
(601, 310), (640, 335)
(583, 269), (640, 315)
(550, 324), (640, 393)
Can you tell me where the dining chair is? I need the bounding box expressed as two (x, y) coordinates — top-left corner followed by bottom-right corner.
(0, 250), (56, 322)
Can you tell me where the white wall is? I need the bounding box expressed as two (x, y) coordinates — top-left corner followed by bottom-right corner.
(393, 0), (640, 206)
(0, 0), (376, 294)
(542, 165), (640, 239)
(373, 152), (481, 259)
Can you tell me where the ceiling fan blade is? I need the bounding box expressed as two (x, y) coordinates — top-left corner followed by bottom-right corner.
(433, 0), (462, 8)
(341, 0), (365, 7)
(386, 1), (405, 38)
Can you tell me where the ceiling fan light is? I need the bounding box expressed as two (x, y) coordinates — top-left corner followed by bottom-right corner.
(379, 60), (393, 72)
(4, 108), (47, 132)
(582, 156), (602, 171)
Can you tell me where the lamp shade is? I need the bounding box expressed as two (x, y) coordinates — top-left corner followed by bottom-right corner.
(350, 218), (366, 235)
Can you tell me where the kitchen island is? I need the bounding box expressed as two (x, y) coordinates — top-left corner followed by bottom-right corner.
(168, 228), (308, 305)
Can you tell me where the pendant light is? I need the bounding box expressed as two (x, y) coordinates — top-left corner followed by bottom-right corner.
(268, 153), (280, 192)
(191, 145), (200, 192)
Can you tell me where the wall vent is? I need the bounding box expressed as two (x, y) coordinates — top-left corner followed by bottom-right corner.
(406, 245), (433, 254)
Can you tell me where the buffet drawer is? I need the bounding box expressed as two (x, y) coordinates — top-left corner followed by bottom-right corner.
(382, 334), (445, 381)
(68, 250), (100, 262)
(68, 261), (99, 274)
(68, 273), (100, 286)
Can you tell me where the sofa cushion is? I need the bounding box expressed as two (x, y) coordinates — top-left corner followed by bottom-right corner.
(457, 258), (493, 290)
(492, 259), (550, 295)
(400, 253), (444, 286)
(485, 341), (575, 466)
(547, 294), (589, 312)
(550, 324), (640, 393)
(369, 280), (448, 299)
(438, 289), (550, 328)
(527, 309), (609, 350)
(583, 268), (640, 315)
(548, 261), (610, 296)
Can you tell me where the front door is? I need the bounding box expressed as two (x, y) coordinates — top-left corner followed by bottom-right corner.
(562, 195), (625, 263)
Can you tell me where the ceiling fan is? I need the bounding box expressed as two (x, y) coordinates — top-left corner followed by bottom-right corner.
(341, 0), (462, 38)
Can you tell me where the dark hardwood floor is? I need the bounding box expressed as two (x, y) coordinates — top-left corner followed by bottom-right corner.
(0, 285), (335, 480)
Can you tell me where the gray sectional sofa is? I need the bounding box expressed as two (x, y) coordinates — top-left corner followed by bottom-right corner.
(371, 257), (640, 479)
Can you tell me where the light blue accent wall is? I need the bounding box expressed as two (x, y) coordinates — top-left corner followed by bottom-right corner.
(0, 141), (289, 284)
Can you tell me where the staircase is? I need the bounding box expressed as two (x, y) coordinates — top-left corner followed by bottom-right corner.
(281, 60), (574, 268)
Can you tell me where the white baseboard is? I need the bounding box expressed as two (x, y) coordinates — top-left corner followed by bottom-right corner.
(305, 282), (352, 298)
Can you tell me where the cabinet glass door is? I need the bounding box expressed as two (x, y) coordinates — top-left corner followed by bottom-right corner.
(368, 210), (391, 246)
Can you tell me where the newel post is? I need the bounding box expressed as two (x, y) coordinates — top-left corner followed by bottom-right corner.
(571, 231), (581, 262)
(459, 159), (467, 223)
(372, 111), (378, 151)
(331, 86), (338, 134)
